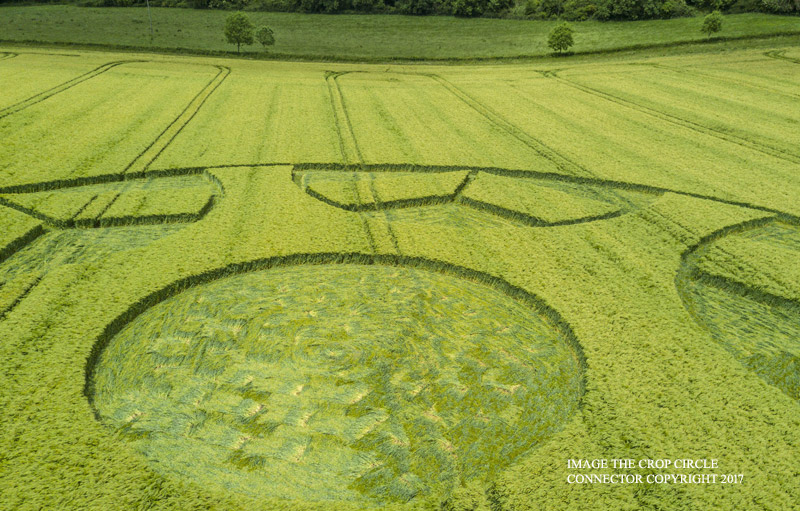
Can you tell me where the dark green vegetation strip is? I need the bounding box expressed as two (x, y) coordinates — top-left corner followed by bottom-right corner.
(1, 7), (800, 62)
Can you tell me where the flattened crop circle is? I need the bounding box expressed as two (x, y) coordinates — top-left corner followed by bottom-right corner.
(91, 262), (583, 505)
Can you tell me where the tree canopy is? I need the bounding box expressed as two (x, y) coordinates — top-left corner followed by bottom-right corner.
(224, 11), (254, 53)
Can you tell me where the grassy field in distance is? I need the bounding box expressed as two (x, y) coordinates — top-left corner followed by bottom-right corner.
(1, 30), (799, 511)
(0, 6), (799, 60)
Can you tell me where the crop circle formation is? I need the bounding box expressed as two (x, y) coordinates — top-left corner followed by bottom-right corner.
(91, 263), (583, 504)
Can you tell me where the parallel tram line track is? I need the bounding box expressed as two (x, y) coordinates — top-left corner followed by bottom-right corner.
(426, 73), (595, 179)
(325, 72), (400, 254)
(0, 60), (143, 120)
(646, 62), (800, 101)
(423, 73), (645, 211)
(122, 65), (231, 175)
(547, 70), (800, 165)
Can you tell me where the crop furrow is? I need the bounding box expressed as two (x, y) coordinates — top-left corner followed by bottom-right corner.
(764, 50), (800, 65)
(70, 194), (99, 221)
(550, 72), (800, 164)
(427, 74), (594, 178)
(0, 60), (141, 120)
(0, 275), (42, 323)
(324, 72), (362, 165)
(123, 65), (231, 175)
(650, 63), (800, 101)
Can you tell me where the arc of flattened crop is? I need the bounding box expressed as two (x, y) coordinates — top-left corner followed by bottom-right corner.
(122, 65), (231, 176)
(764, 50), (800, 65)
(547, 70), (800, 165)
(83, 251), (588, 412)
(676, 215), (800, 315)
(0, 60), (144, 120)
(646, 62), (800, 101)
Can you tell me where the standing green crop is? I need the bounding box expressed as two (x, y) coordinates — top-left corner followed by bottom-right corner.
(224, 12), (254, 54)
(548, 22), (574, 54)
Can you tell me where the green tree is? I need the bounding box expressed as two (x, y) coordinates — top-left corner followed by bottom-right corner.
(547, 22), (574, 54)
(256, 26), (275, 51)
(701, 10), (723, 38)
(224, 12), (254, 53)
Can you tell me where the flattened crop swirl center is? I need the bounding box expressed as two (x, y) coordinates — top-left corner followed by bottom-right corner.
(91, 262), (583, 505)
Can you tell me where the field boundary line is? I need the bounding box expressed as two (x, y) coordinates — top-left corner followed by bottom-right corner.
(123, 65), (231, 175)
(548, 71), (800, 164)
(0, 60), (143, 120)
(84, 251), (589, 414)
(425, 73), (594, 178)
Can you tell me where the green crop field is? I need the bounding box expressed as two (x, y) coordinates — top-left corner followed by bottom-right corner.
(0, 42), (799, 511)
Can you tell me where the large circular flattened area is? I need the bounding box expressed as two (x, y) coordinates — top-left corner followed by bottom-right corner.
(92, 264), (583, 505)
